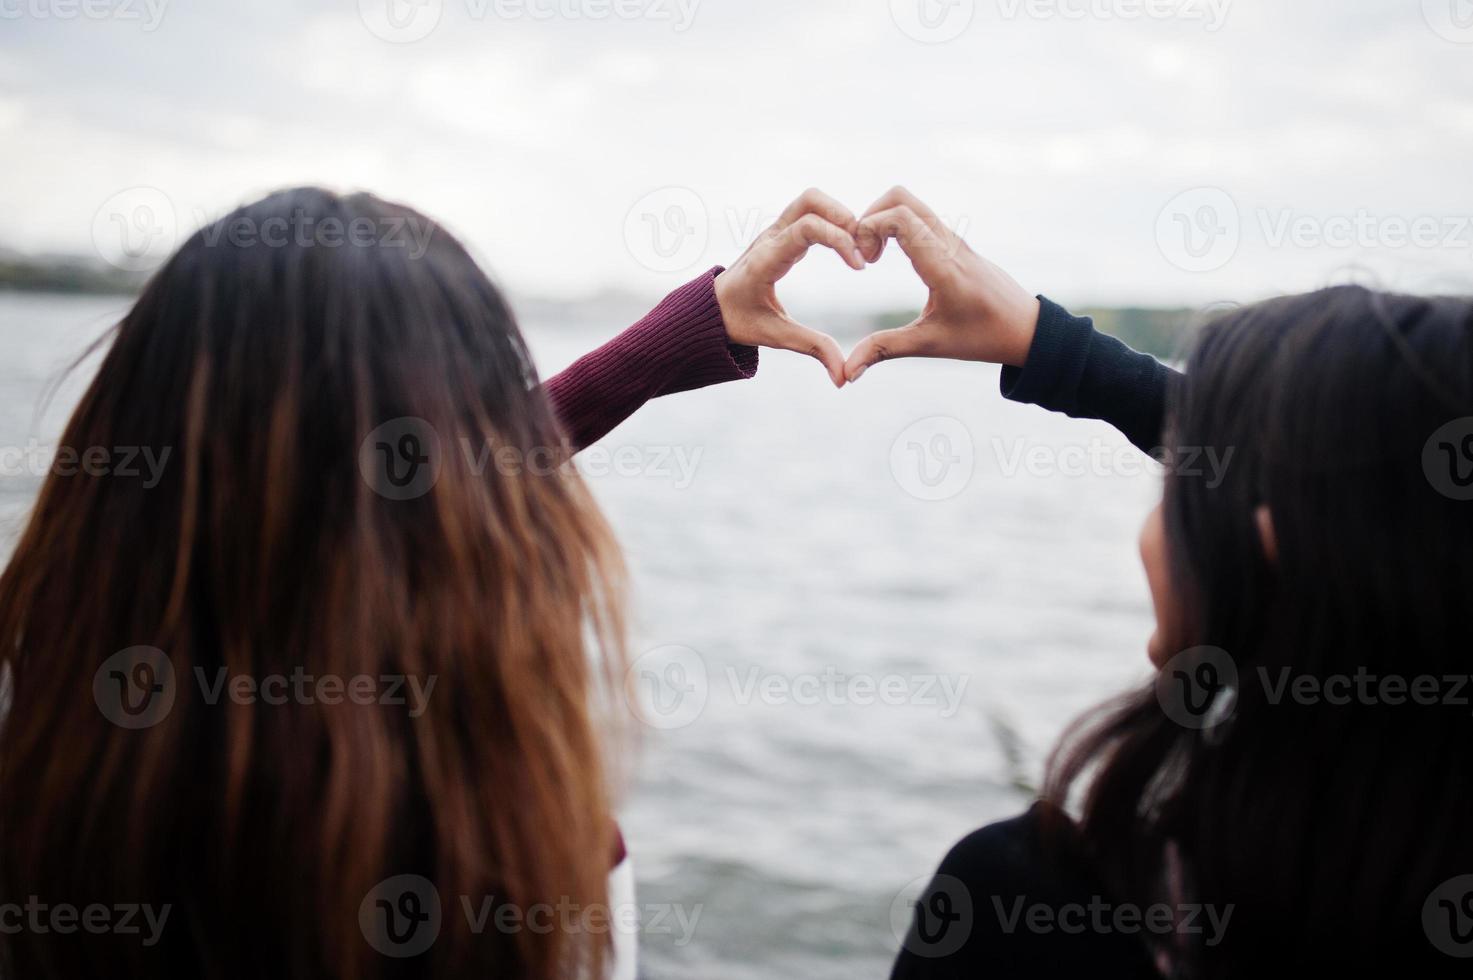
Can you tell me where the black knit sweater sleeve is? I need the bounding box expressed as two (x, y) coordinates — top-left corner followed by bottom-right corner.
(998, 297), (1181, 455)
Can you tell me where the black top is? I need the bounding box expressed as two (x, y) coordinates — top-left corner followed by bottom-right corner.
(1000, 297), (1181, 456)
(890, 299), (1182, 980)
(889, 806), (1161, 980)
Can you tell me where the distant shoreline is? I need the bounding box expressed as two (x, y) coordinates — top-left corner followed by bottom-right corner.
(1, 259), (1199, 359)
(0, 259), (145, 297)
(870, 305), (1201, 360)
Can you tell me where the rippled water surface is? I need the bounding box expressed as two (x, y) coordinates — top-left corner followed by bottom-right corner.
(0, 292), (1160, 979)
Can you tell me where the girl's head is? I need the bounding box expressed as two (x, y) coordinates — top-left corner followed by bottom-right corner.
(1057, 284), (1473, 975)
(0, 188), (627, 978)
(1141, 286), (1473, 665)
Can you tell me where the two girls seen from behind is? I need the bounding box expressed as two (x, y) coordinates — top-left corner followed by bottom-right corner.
(2, 184), (1471, 979)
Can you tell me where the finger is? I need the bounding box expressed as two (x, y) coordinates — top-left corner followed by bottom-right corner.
(857, 206), (959, 285)
(859, 186), (944, 262)
(756, 213), (865, 279)
(844, 324), (928, 382)
(774, 188), (861, 238)
(862, 185), (942, 224)
(773, 319), (849, 389)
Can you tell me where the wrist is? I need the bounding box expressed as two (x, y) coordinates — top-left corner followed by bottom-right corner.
(712, 268), (740, 341)
(996, 296), (1041, 368)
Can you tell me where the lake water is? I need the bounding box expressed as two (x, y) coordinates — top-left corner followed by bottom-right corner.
(0, 291), (1161, 979)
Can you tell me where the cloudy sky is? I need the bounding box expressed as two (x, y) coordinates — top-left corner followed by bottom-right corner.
(3, 0), (1473, 311)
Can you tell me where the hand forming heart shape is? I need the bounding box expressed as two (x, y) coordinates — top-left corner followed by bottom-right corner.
(713, 187), (1042, 388)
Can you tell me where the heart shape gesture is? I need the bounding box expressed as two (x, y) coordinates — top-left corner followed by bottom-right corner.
(714, 187), (1041, 387)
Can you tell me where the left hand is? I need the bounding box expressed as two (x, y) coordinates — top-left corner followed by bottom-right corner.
(715, 189), (868, 389)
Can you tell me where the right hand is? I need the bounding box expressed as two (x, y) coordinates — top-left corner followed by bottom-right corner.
(843, 187), (1042, 381)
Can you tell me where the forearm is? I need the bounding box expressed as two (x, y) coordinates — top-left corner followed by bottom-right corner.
(544, 267), (759, 451)
(998, 297), (1181, 455)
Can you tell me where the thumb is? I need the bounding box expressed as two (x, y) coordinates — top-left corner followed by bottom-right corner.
(776, 319), (848, 389)
(844, 324), (926, 382)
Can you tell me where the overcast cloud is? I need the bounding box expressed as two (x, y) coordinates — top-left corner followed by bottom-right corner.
(2, 0), (1472, 310)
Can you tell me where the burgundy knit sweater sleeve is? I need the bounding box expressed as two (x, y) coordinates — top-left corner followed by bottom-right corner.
(543, 267), (759, 451)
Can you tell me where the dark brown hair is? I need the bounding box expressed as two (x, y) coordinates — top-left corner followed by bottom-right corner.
(1047, 286), (1473, 976)
(0, 188), (628, 979)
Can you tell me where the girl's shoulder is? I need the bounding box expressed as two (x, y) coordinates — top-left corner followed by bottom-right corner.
(890, 803), (1161, 980)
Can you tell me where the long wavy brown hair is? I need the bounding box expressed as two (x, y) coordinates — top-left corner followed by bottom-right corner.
(0, 188), (628, 979)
